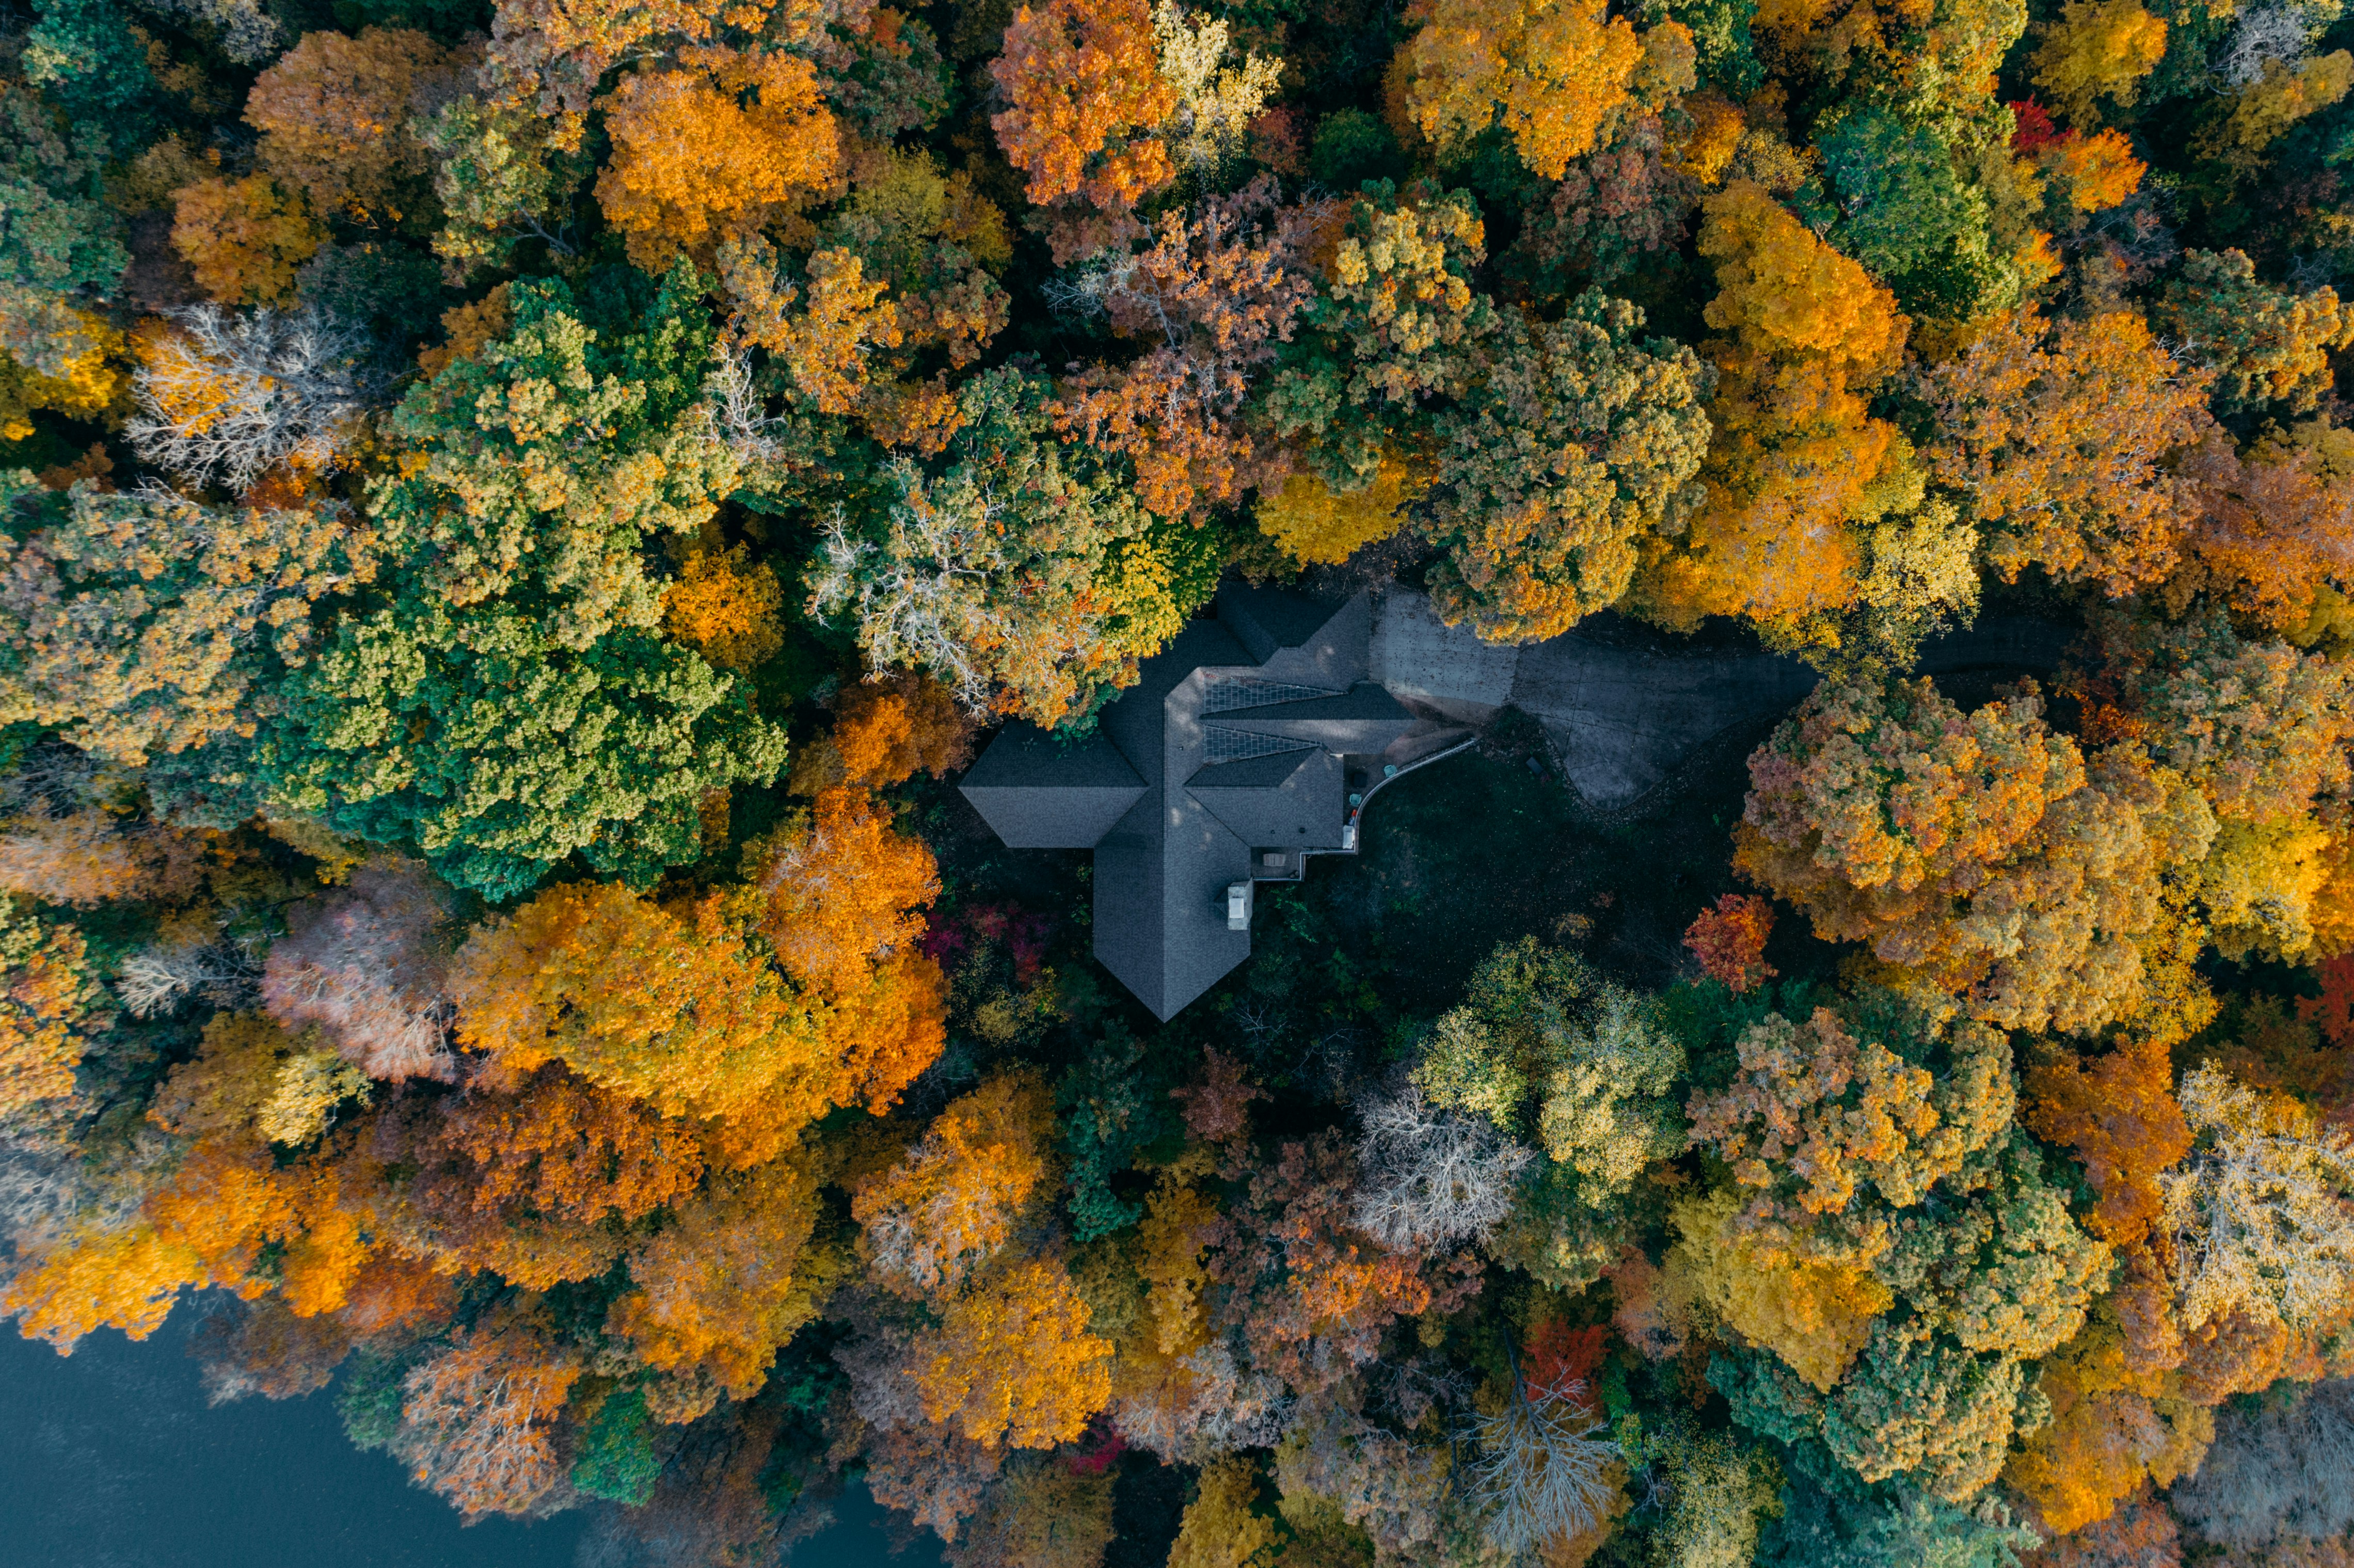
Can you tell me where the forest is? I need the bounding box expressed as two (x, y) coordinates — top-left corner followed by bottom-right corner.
(2, 0), (2353, 1559)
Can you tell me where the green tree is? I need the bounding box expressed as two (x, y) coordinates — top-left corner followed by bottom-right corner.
(1057, 1026), (1173, 1242)
(0, 475), (379, 766)
(245, 263), (786, 891)
(1414, 937), (1683, 1286)
(259, 599), (785, 899)
(1759, 1467), (2043, 1568)
(369, 268), (735, 652)
(1718, 1325), (2028, 1502)
(570, 1386), (660, 1504)
(1872, 1140), (2114, 1360)
(1422, 291), (1712, 643)
(1641, 0), (1763, 91)
(1817, 108), (2021, 323)
(415, 96), (590, 281)
(1821, 1324), (2026, 1500)
(2156, 248), (2353, 416)
(21, 0), (153, 134)
(0, 84), (126, 377)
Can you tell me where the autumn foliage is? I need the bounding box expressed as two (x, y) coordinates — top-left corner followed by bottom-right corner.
(1736, 677), (2195, 1032)
(171, 175), (325, 305)
(594, 48), (842, 267)
(1641, 180), (1909, 634)
(244, 28), (454, 222)
(1683, 894), (1776, 992)
(852, 1071), (1054, 1295)
(17, 0), (2354, 1553)
(1396, 0), (1647, 178)
(990, 0), (1175, 211)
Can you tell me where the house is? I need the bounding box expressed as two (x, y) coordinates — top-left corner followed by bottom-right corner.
(959, 583), (1468, 1019)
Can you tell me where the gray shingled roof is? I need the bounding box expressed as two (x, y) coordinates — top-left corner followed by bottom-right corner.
(959, 723), (1146, 849)
(959, 583), (1448, 1020)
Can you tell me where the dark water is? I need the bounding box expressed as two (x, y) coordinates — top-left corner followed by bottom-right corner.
(0, 1324), (932, 1568)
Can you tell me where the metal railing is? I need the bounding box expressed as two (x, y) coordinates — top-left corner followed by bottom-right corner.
(1252, 732), (1483, 883)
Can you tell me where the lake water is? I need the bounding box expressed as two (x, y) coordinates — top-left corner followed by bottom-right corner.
(0, 1323), (937, 1568)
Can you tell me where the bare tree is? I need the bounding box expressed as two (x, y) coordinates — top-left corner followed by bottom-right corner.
(1106, 1329), (1293, 1462)
(2160, 1064), (2354, 1334)
(806, 473), (1015, 715)
(706, 341), (792, 467)
(261, 858), (456, 1081)
(1464, 1351), (1620, 1554)
(116, 936), (259, 1017)
(1349, 1081), (1533, 1253)
(1225, 997), (1286, 1052)
(2219, 4), (2319, 86)
(2172, 1380), (2354, 1549)
(128, 305), (383, 492)
(1274, 1396), (1451, 1559)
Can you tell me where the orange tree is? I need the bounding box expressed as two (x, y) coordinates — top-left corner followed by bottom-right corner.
(1634, 180), (1912, 642)
(1734, 676), (2206, 1033)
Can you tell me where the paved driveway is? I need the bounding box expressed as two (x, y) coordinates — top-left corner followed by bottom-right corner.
(1371, 594), (2071, 808)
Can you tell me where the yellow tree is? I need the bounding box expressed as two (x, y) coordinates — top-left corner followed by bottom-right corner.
(830, 673), (975, 788)
(2199, 51), (2354, 177)
(2035, 129), (2147, 213)
(1683, 1004), (2017, 1266)
(594, 47), (841, 268)
(2025, 1039), (2192, 1250)
(450, 881), (829, 1126)
(435, 1066), (707, 1224)
(1666, 1188), (1891, 1390)
(2002, 1317), (2209, 1535)
(1107, 1174), (1225, 1448)
(0, 476), (381, 768)
(718, 238), (902, 417)
(1169, 1458), (1280, 1568)
(1395, 0), (1657, 178)
(483, 0), (811, 116)
(2175, 421), (2354, 635)
(2075, 612), (2354, 962)
(912, 1255), (1115, 1448)
(1256, 460), (1417, 566)
(2, 1225), (211, 1350)
(1637, 180), (1908, 635)
(662, 543), (786, 672)
(2029, 0), (2168, 126)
